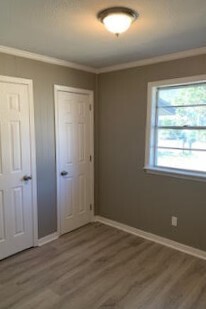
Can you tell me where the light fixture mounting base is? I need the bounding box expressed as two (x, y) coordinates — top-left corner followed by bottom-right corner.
(97, 7), (139, 23)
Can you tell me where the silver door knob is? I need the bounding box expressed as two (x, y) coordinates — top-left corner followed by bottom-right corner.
(61, 171), (68, 176)
(23, 175), (32, 181)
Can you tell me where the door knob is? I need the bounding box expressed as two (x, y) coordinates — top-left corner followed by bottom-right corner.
(61, 171), (68, 176)
(23, 175), (32, 181)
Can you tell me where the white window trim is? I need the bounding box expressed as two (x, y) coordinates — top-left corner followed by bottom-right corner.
(144, 74), (206, 182)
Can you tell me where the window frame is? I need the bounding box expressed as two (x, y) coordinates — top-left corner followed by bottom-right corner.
(144, 74), (206, 182)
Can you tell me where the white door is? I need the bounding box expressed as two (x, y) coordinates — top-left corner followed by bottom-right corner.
(0, 77), (37, 260)
(55, 86), (93, 234)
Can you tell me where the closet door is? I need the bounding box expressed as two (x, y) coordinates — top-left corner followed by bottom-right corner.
(55, 87), (93, 234)
(0, 77), (37, 260)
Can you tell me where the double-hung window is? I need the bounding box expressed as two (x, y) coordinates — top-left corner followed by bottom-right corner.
(145, 75), (206, 180)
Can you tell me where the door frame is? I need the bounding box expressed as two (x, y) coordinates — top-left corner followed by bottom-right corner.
(54, 85), (94, 235)
(0, 75), (38, 246)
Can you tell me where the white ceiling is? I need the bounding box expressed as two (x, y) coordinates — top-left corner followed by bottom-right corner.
(0, 0), (206, 69)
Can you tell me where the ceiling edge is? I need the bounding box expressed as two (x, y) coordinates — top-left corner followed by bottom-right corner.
(0, 45), (206, 75)
(0, 45), (98, 74)
(98, 46), (206, 73)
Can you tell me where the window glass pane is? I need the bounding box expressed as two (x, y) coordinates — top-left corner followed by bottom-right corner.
(157, 129), (206, 150)
(158, 106), (206, 127)
(156, 149), (206, 172)
(158, 83), (206, 107)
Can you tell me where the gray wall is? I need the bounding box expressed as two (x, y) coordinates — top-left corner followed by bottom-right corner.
(98, 54), (206, 251)
(1, 51), (206, 250)
(0, 52), (96, 238)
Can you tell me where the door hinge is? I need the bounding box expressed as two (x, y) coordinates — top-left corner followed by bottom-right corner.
(89, 104), (92, 111)
(90, 204), (93, 211)
(89, 155), (92, 162)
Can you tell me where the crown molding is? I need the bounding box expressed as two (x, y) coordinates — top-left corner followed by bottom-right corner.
(0, 45), (206, 75)
(98, 46), (206, 73)
(0, 45), (98, 73)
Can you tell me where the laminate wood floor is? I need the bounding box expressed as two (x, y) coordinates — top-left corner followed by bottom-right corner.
(1, 223), (206, 309)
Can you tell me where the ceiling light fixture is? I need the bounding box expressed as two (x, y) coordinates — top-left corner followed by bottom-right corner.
(98, 7), (138, 37)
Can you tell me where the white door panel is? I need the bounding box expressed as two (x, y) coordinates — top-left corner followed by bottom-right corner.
(0, 190), (6, 242)
(56, 88), (93, 234)
(0, 79), (36, 260)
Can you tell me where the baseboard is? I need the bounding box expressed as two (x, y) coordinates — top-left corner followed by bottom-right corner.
(95, 216), (206, 261)
(38, 232), (59, 246)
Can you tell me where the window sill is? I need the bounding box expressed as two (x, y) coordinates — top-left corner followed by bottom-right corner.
(144, 166), (206, 182)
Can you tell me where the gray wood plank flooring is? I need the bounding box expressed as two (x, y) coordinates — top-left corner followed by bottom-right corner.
(1, 222), (206, 308)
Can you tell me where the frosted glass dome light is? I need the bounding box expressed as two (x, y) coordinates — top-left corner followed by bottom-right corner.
(98, 7), (138, 36)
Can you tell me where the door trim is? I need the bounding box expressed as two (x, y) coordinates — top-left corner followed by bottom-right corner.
(54, 85), (94, 235)
(0, 75), (38, 246)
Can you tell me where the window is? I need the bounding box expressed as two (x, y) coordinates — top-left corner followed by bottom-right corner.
(145, 75), (206, 180)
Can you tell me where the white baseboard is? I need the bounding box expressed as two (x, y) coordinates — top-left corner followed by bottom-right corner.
(38, 232), (59, 246)
(95, 216), (206, 261)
